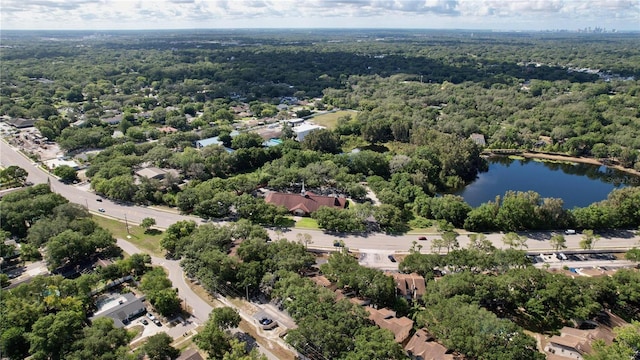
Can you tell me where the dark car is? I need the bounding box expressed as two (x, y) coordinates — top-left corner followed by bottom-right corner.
(388, 255), (397, 262)
(418, 236), (427, 241)
(259, 318), (273, 326)
(96, 198), (102, 202)
(141, 319), (149, 325)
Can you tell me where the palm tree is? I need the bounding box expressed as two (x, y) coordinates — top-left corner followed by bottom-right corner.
(550, 234), (567, 251)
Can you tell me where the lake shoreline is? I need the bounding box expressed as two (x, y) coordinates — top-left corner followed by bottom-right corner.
(486, 151), (640, 177)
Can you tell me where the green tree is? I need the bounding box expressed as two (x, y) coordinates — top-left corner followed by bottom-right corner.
(26, 310), (85, 360)
(580, 229), (599, 250)
(586, 321), (640, 360)
(502, 232), (528, 250)
(301, 129), (341, 154)
(550, 234), (567, 251)
(141, 217), (156, 232)
(344, 326), (405, 360)
(194, 307), (241, 360)
(0, 327), (30, 360)
(141, 333), (180, 360)
(624, 248), (640, 262)
(68, 317), (132, 360)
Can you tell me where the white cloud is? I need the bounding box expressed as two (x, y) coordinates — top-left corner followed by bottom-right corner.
(0, 0), (638, 30)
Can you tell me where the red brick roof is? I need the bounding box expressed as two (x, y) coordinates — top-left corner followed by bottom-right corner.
(264, 191), (347, 215)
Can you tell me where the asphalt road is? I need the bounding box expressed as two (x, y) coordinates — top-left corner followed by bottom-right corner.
(117, 238), (282, 360)
(2, 139), (639, 255)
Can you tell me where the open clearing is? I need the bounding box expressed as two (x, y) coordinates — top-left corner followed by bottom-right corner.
(310, 110), (358, 129)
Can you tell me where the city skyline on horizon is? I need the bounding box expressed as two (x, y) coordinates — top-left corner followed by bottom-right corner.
(1, 0), (638, 32)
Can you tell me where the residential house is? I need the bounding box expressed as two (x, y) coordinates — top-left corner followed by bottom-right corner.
(545, 326), (615, 359)
(469, 133), (486, 146)
(158, 126), (178, 134)
(91, 293), (146, 328)
(292, 123), (325, 141)
(365, 307), (414, 343)
(6, 117), (36, 128)
(264, 190), (347, 216)
(101, 113), (123, 125)
(405, 329), (457, 360)
(135, 167), (170, 180)
(177, 349), (204, 360)
(195, 130), (239, 149)
(392, 273), (426, 301)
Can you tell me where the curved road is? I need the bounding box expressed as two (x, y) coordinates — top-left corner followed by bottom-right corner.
(2, 140), (639, 254)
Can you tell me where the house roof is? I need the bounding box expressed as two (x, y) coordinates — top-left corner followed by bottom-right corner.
(196, 130), (240, 148)
(6, 117), (36, 128)
(310, 275), (332, 288)
(392, 273), (426, 298)
(405, 329), (455, 360)
(158, 126), (178, 133)
(136, 167), (167, 179)
(469, 133), (486, 146)
(177, 349), (204, 360)
(264, 191), (347, 215)
(548, 326), (615, 356)
(293, 123), (324, 133)
(91, 293), (146, 328)
(366, 307), (414, 343)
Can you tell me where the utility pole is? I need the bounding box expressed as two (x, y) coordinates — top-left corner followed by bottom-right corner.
(124, 214), (130, 234)
(85, 199), (89, 210)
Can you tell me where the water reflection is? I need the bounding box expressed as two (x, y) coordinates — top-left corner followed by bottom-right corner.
(455, 156), (639, 208)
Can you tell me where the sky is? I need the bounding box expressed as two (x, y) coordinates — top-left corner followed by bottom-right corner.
(1, 0), (639, 32)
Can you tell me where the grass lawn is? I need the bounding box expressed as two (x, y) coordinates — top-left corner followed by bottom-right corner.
(310, 110), (357, 129)
(91, 215), (164, 256)
(295, 217), (320, 230)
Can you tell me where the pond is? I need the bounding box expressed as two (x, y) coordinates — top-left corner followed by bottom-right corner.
(454, 156), (640, 208)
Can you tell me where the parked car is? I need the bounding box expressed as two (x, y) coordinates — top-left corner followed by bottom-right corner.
(98, 208), (105, 213)
(259, 318), (273, 326)
(147, 312), (156, 320)
(153, 319), (162, 327)
(564, 229), (577, 235)
(388, 255), (397, 262)
(141, 319), (149, 325)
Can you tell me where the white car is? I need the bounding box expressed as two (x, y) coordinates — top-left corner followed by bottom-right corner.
(147, 312), (156, 320)
(98, 208), (105, 213)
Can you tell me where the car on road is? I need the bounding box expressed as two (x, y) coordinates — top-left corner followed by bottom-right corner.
(141, 319), (149, 325)
(98, 208), (105, 213)
(96, 198), (102, 202)
(153, 319), (162, 327)
(388, 255), (397, 262)
(565, 229), (577, 235)
(418, 236), (427, 240)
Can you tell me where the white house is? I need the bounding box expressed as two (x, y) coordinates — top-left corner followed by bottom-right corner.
(293, 123), (325, 142)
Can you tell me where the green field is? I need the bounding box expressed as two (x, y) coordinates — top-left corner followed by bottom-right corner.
(91, 215), (164, 256)
(310, 110), (357, 129)
(295, 217), (320, 229)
